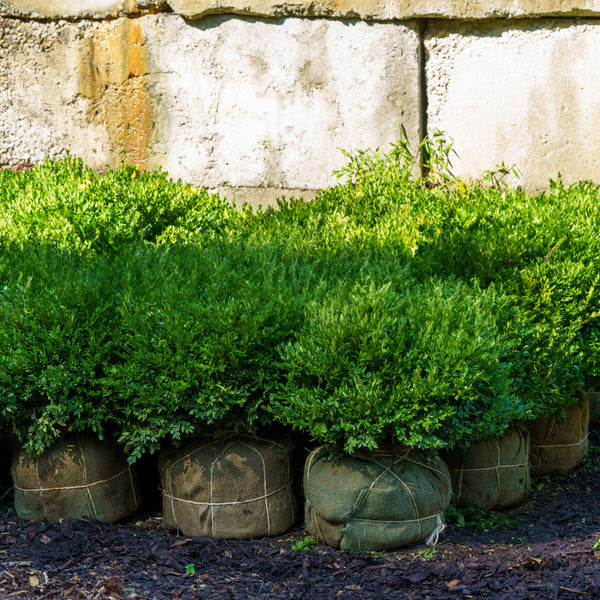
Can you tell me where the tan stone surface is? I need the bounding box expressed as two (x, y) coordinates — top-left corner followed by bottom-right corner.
(0, 0), (162, 18)
(0, 17), (156, 170)
(425, 19), (600, 190)
(167, 0), (398, 19)
(4, 0), (600, 20)
(167, 0), (600, 19)
(0, 14), (420, 191)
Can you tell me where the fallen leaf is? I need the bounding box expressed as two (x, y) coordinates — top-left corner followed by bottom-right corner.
(29, 575), (39, 587)
(512, 555), (542, 569)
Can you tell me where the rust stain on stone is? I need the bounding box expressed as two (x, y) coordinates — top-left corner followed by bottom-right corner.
(78, 18), (152, 169)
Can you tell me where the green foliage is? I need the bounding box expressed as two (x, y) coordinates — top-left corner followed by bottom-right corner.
(107, 242), (304, 461)
(272, 276), (530, 453)
(444, 504), (519, 531)
(0, 246), (120, 453)
(0, 143), (599, 461)
(416, 548), (438, 559)
(292, 536), (317, 551)
(0, 155), (237, 251)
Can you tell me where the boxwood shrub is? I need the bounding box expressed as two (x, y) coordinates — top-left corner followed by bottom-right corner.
(270, 273), (583, 454)
(0, 148), (596, 461)
(0, 155), (238, 251)
(0, 245), (121, 454)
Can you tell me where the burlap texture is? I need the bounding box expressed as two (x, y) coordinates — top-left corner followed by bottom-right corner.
(304, 446), (451, 551)
(158, 434), (296, 539)
(581, 390), (600, 426)
(442, 425), (530, 510)
(12, 434), (141, 523)
(527, 396), (589, 476)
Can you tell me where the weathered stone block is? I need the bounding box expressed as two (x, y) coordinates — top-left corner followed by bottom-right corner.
(0, 14), (420, 195)
(142, 15), (420, 190)
(425, 20), (600, 190)
(5, 0), (600, 20)
(167, 0), (600, 20)
(0, 18), (152, 171)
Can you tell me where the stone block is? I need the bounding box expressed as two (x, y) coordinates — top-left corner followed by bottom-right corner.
(141, 15), (420, 190)
(0, 14), (420, 193)
(5, 0), (600, 20)
(0, 18), (150, 171)
(425, 19), (600, 190)
(167, 0), (600, 20)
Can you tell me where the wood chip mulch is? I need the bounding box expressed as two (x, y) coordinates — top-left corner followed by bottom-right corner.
(3, 431), (600, 599)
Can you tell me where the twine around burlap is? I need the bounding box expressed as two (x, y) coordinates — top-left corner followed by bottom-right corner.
(11, 433), (140, 523)
(527, 396), (589, 476)
(304, 446), (451, 552)
(158, 434), (296, 539)
(442, 424), (530, 510)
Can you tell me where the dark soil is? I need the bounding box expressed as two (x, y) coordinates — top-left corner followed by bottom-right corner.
(2, 432), (600, 600)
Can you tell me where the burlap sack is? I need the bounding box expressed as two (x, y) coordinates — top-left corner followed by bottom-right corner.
(304, 446), (451, 552)
(527, 396), (589, 476)
(442, 425), (530, 510)
(159, 434), (296, 539)
(12, 434), (141, 523)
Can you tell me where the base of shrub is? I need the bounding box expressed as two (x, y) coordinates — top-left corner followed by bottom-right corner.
(158, 434), (296, 539)
(442, 424), (530, 510)
(11, 433), (141, 523)
(304, 446), (451, 552)
(527, 396), (589, 476)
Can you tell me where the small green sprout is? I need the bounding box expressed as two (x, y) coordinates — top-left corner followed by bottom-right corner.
(292, 536), (317, 551)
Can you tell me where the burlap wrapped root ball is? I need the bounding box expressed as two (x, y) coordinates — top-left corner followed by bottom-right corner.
(12, 433), (141, 523)
(304, 447), (451, 552)
(527, 396), (589, 476)
(442, 424), (530, 510)
(159, 434), (296, 539)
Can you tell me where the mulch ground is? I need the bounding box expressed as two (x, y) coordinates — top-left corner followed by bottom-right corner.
(2, 430), (600, 600)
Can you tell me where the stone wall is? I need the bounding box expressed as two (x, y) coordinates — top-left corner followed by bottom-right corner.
(2, 0), (600, 203)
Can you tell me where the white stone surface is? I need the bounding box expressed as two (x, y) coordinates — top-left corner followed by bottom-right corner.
(426, 20), (600, 190)
(142, 14), (420, 189)
(0, 14), (420, 192)
(0, 19), (110, 169)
